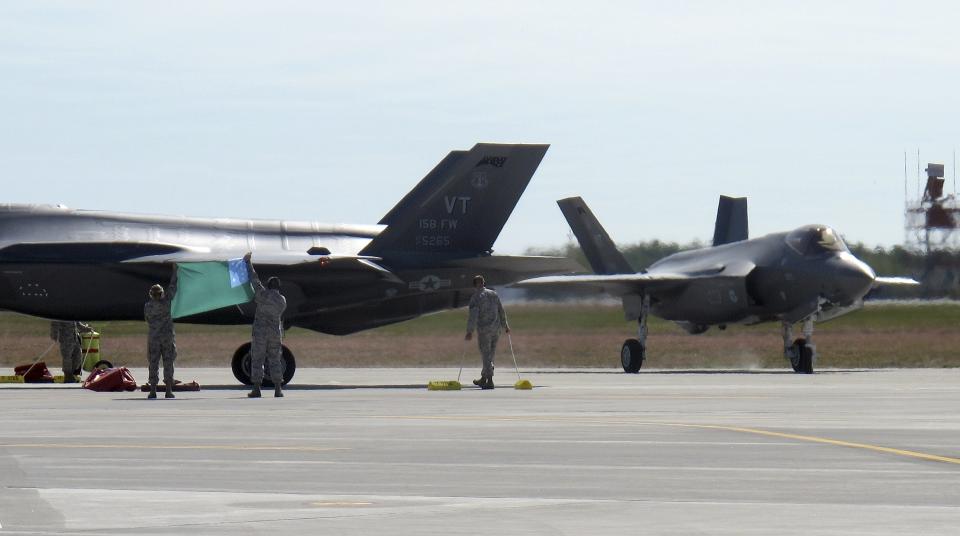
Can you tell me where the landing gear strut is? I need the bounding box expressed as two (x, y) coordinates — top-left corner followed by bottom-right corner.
(231, 342), (297, 386)
(621, 295), (649, 373)
(782, 318), (815, 374)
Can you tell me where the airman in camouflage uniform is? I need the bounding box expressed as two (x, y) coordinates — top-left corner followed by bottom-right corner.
(244, 253), (287, 398)
(465, 275), (510, 390)
(49, 320), (90, 383)
(144, 268), (178, 399)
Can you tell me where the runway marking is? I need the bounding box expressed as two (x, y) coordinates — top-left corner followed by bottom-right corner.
(0, 443), (348, 453)
(377, 415), (960, 466)
(674, 424), (960, 466)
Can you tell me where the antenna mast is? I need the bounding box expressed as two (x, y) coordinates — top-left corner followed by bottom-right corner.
(904, 151), (908, 208)
(917, 148), (921, 200)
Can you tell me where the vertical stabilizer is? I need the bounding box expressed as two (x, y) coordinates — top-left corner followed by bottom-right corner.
(361, 143), (549, 259)
(557, 197), (633, 274)
(712, 195), (748, 246)
(377, 151), (468, 226)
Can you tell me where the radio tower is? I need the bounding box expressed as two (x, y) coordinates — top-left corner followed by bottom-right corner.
(905, 162), (960, 253)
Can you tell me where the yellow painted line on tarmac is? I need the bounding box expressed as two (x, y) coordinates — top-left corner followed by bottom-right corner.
(0, 443), (348, 453)
(671, 424), (960, 466)
(378, 415), (960, 465)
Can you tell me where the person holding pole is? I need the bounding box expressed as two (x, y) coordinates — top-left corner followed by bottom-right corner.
(465, 274), (510, 390)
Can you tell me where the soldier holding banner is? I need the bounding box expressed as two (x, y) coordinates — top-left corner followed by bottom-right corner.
(144, 267), (178, 399)
(243, 253), (287, 398)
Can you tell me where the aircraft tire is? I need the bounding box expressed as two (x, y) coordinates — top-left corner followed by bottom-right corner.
(231, 343), (253, 385)
(231, 343), (297, 386)
(621, 339), (645, 373)
(790, 338), (814, 374)
(799, 344), (814, 374)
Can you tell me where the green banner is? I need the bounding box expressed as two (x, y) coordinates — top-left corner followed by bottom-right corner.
(171, 260), (254, 319)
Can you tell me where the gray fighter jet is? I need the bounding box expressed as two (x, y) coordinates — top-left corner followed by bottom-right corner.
(516, 196), (917, 373)
(0, 143), (577, 385)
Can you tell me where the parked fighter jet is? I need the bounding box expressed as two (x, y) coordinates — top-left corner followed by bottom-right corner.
(0, 143), (576, 385)
(516, 196), (917, 373)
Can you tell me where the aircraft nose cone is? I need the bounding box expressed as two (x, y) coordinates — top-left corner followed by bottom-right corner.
(829, 253), (876, 303)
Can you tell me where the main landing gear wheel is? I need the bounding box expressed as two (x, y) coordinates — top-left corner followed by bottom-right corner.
(231, 343), (297, 386)
(789, 338), (814, 375)
(621, 339), (645, 373)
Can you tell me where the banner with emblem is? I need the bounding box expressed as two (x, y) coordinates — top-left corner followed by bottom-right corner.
(171, 259), (255, 319)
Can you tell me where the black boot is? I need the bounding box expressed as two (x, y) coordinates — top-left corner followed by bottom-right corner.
(147, 384), (157, 399)
(164, 382), (175, 399)
(274, 384), (284, 398)
(481, 377), (494, 390)
(248, 384), (262, 398)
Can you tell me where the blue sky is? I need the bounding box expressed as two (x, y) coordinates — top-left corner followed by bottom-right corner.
(2, 1), (959, 254)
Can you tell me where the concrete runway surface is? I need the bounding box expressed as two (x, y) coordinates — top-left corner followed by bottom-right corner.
(1, 367), (959, 535)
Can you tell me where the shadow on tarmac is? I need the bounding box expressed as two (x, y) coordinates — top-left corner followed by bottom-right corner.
(200, 383), (430, 391)
(530, 368), (883, 375)
(0, 369), (886, 390)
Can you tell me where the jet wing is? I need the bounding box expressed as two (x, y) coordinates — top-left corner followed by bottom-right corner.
(515, 260), (755, 297)
(0, 241), (383, 268)
(122, 249), (382, 267)
(441, 255), (583, 277)
(513, 272), (692, 296)
(122, 249), (402, 283)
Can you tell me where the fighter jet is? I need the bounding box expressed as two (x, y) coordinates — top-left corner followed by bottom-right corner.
(0, 143), (577, 385)
(515, 196), (917, 373)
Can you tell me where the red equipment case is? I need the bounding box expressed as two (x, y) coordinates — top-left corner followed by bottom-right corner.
(14, 362), (54, 383)
(83, 367), (138, 392)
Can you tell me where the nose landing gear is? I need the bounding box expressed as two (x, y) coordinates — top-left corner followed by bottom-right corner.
(783, 318), (815, 374)
(621, 294), (649, 373)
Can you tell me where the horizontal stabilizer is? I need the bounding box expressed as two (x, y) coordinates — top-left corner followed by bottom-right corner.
(557, 197), (633, 274)
(513, 272), (691, 296)
(713, 195), (748, 246)
(873, 276), (920, 287)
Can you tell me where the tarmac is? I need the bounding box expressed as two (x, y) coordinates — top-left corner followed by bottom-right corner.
(1, 367), (960, 535)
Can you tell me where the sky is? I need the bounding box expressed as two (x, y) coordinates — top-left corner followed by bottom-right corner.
(2, 1), (960, 255)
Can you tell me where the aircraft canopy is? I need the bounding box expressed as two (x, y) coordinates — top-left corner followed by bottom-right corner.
(785, 225), (848, 256)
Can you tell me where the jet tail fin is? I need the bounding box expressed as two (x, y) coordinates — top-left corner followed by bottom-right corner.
(712, 195), (748, 246)
(557, 197), (633, 274)
(377, 150), (468, 226)
(361, 143), (549, 260)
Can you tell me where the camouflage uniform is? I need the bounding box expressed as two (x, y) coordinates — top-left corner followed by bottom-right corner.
(144, 271), (178, 386)
(467, 287), (509, 385)
(247, 261), (287, 386)
(50, 321), (82, 376)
